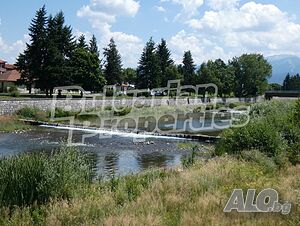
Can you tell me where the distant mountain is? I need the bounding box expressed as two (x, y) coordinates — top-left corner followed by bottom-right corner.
(267, 55), (300, 84)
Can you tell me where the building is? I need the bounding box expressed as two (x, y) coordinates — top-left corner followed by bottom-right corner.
(0, 59), (21, 93)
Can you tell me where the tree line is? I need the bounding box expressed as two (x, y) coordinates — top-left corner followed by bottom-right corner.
(17, 6), (273, 97)
(283, 74), (300, 90)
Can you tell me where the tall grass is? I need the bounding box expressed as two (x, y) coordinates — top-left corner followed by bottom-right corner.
(1, 157), (299, 225)
(0, 147), (93, 208)
(0, 116), (31, 132)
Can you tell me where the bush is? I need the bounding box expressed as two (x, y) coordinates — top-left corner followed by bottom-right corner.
(53, 108), (78, 118)
(0, 147), (93, 208)
(215, 119), (286, 158)
(239, 150), (277, 173)
(16, 107), (41, 119)
(215, 100), (300, 166)
(8, 86), (20, 97)
(113, 107), (132, 116)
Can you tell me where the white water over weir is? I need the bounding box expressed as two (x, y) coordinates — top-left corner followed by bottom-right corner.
(23, 120), (220, 143)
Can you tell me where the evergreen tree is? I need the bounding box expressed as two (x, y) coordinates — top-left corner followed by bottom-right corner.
(137, 38), (162, 89)
(157, 39), (174, 86)
(89, 35), (99, 57)
(70, 48), (106, 92)
(182, 51), (196, 85)
(77, 34), (88, 49)
(16, 5), (47, 93)
(103, 38), (123, 85)
(43, 12), (76, 96)
(283, 73), (291, 90)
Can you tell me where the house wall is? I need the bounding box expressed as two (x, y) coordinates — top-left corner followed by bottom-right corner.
(0, 81), (16, 93)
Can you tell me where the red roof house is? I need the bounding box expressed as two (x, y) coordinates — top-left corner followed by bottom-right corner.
(0, 59), (21, 93)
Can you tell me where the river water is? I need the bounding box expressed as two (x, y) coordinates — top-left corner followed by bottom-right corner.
(0, 112), (234, 177)
(0, 127), (204, 178)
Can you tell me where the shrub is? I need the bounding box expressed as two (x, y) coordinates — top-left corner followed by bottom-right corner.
(181, 146), (197, 168)
(113, 107), (132, 116)
(0, 147), (93, 208)
(215, 119), (285, 158)
(239, 150), (277, 173)
(215, 100), (300, 166)
(16, 107), (41, 119)
(53, 108), (78, 118)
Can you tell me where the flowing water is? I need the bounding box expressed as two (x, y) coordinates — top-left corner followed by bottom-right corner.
(0, 113), (233, 177)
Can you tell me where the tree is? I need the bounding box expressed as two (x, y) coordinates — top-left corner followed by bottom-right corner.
(137, 38), (162, 89)
(103, 38), (123, 85)
(122, 68), (137, 84)
(70, 48), (106, 92)
(16, 5), (47, 94)
(198, 59), (235, 97)
(283, 73), (300, 90)
(283, 73), (291, 90)
(15, 52), (31, 93)
(77, 34), (88, 49)
(89, 35), (99, 57)
(43, 11), (76, 96)
(230, 54), (272, 97)
(181, 51), (196, 86)
(157, 39), (174, 86)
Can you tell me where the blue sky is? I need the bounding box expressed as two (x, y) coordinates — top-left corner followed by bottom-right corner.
(1, 0), (300, 67)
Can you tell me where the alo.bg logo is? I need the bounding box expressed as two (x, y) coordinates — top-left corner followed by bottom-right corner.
(224, 188), (291, 215)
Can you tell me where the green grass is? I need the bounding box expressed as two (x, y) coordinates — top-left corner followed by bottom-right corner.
(0, 156), (299, 225)
(0, 147), (93, 208)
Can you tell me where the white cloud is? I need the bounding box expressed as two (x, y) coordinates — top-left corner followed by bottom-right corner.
(0, 32), (29, 63)
(77, 0), (143, 67)
(185, 2), (300, 59)
(169, 30), (228, 64)
(155, 6), (166, 12)
(206, 0), (239, 11)
(162, 0), (204, 20)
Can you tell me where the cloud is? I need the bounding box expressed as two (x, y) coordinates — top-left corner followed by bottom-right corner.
(77, 0), (143, 67)
(169, 30), (228, 64)
(155, 6), (166, 12)
(206, 0), (239, 11)
(185, 1), (300, 59)
(0, 32), (29, 62)
(162, 0), (204, 20)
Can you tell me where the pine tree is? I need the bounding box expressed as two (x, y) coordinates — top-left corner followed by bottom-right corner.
(283, 73), (290, 90)
(137, 38), (162, 89)
(77, 34), (88, 49)
(16, 5), (47, 94)
(182, 51), (196, 85)
(43, 11), (75, 95)
(89, 35), (99, 57)
(103, 38), (123, 85)
(157, 39), (174, 86)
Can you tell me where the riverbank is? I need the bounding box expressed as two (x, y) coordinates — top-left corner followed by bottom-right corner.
(0, 116), (31, 132)
(0, 150), (299, 225)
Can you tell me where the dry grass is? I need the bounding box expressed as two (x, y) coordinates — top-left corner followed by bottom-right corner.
(0, 116), (31, 132)
(1, 157), (299, 225)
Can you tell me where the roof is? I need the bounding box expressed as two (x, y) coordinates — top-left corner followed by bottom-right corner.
(0, 69), (21, 82)
(4, 64), (16, 70)
(0, 60), (6, 64)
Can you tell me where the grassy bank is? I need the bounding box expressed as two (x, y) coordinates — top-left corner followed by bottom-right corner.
(0, 152), (299, 225)
(0, 116), (31, 132)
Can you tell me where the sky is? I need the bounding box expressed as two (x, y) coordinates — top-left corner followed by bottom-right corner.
(1, 0), (300, 67)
